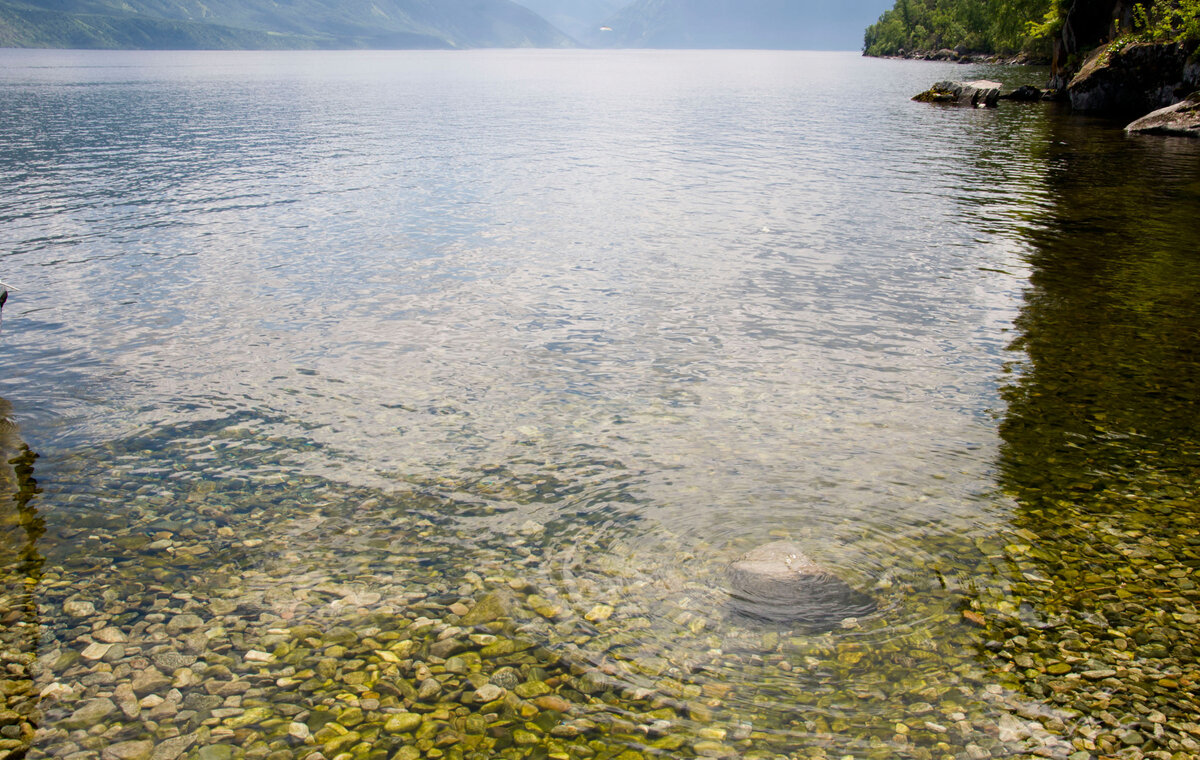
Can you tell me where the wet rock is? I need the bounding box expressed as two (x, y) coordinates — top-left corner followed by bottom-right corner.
(114, 684), (140, 719)
(196, 746), (234, 760)
(417, 677), (442, 700)
(533, 695), (571, 713)
(324, 730), (362, 755)
(429, 637), (467, 659)
(183, 693), (223, 712)
(166, 614), (204, 635)
(288, 722), (311, 741)
(999, 85), (1048, 102)
(913, 80), (1002, 107)
(384, 713), (423, 733)
(513, 680), (551, 699)
(474, 684), (505, 702)
(726, 541), (876, 627)
(60, 698), (117, 729)
(94, 627), (128, 644)
(151, 651), (197, 673)
(460, 592), (510, 626)
(131, 667), (171, 695)
(206, 679), (251, 697)
(101, 740), (154, 760)
(63, 600), (96, 618)
(1126, 92), (1200, 137)
(338, 707), (364, 727)
(148, 732), (196, 760)
(584, 604), (614, 623)
(81, 642), (113, 661)
(226, 706), (273, 728)
(491, 667), (521, 689)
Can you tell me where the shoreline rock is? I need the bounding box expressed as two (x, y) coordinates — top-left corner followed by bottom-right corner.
(909, 39), (1198, 132)
(1068, 41), (1200, 115)
(998, 84), (1050, 102)
(866, 49), (1048, 66)
(1126, 92), (1200, 137)
(912, 80), (1004, 108)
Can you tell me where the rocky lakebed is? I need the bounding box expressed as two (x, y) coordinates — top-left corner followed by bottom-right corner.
(1, 420), (1199, 760)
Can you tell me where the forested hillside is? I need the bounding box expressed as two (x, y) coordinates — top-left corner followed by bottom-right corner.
(863, 0), (1200, 58)
(863, 0), (1048, 56)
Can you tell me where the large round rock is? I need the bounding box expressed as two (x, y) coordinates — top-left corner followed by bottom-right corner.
(727, 541), (876, 627)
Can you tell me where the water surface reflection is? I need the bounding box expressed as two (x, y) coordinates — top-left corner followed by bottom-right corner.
(985, 119), (1200, 756)
(1, 49), (1195, 760)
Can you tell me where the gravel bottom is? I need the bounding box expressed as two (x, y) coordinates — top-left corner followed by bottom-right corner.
(0, 422), (1198, 760)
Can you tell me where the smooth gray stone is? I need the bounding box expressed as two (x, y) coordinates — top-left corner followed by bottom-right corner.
(1126, 92), (1200, 137)
(727, 541), (875, 627)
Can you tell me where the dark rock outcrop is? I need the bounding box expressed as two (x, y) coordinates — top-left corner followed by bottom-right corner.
(913, 80), (1003, 108)
(1051, 0), (1135, 92)
(1126, 92), (1200, 137)
(726, 541), (876, 627)
(1069, 41), (1200, 114)
(1000, 85), (1051, 102)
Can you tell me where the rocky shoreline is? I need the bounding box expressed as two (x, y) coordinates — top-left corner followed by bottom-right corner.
(907, 39), (1200, 137)
(875, 48), (1050, 66)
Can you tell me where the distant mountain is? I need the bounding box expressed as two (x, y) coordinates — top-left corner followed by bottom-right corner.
(596, 0), (896, 50)
(511, 0), (625, 42)
(0, 0), (575, 49)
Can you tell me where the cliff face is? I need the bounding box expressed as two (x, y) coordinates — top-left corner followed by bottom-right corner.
(1051, 0), (1131, 90)
(1050, 0), (1199, 117)
(1069, 40), (1200, 112)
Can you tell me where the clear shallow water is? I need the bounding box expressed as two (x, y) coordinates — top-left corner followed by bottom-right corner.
(1, 49), (1199, 760)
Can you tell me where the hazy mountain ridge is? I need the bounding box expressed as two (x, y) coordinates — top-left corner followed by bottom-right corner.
(511, 0), (624, 41)
(0, 0), (896, 50)
(596, 0), (894, 50)
(0, 0), (574, 48)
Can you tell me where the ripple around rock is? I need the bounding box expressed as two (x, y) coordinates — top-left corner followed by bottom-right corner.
(726, 541), (876, 627)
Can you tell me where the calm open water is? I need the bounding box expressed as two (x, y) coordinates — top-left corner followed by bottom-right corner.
(1, 49), (1199, 760)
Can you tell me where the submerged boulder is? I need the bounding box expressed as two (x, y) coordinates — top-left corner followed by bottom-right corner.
(727, 541), (876, 627)
(913, 80), (1002, 108)
(1126, 92), (1200, 137)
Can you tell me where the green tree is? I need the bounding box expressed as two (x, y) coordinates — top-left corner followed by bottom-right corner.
(864, 0), (1056, 56)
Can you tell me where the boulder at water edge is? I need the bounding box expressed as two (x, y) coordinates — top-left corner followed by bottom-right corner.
(998, 85), (1049, 102)
(1126, 92), (1200, 138)
(1068, 41), (1199, 115)
(912, 80), (1002, 108)
(727, 541), (876, 627)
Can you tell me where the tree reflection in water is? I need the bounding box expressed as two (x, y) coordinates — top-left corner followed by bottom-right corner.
(991, 121), (1200, 755)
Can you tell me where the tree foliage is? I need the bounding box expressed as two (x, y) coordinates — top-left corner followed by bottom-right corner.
(863, 0), (1053, 55)
(864, 0), (1200, 56)
(1133, 0), (1200, 43)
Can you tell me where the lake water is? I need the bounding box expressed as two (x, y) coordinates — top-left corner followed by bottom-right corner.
(1, 49), (1199, 760)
